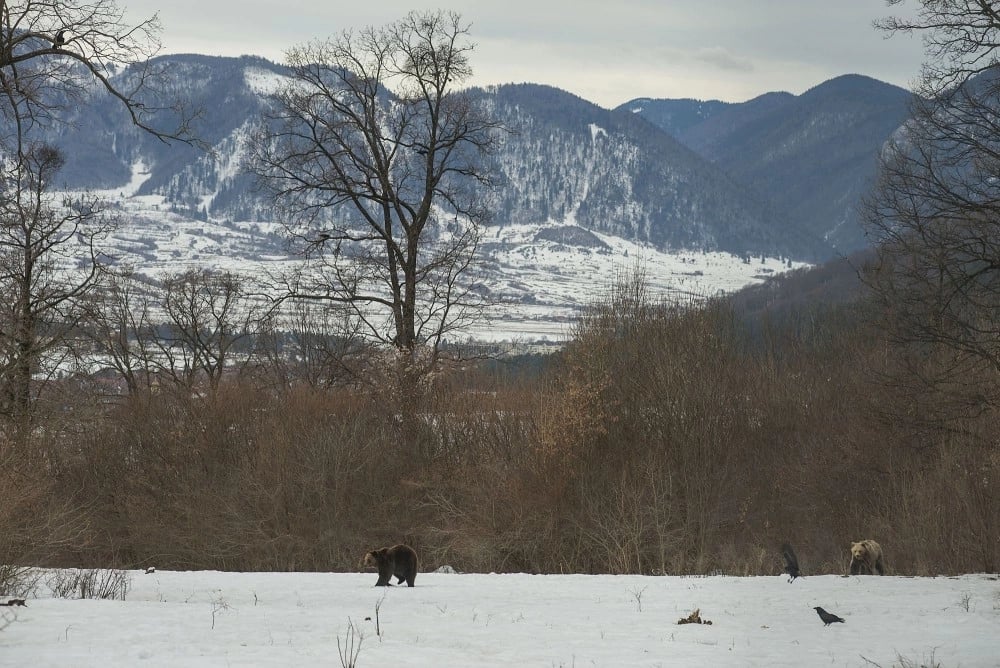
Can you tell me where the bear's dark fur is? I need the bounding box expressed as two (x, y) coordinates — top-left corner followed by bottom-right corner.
(849, 539), (885, 575)
(362, 544), (418, 587)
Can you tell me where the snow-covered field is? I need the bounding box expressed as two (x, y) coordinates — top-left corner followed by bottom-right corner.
(2, 569), (997, 667)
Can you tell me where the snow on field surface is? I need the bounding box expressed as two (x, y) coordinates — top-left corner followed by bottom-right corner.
(2, 570), (998, 667)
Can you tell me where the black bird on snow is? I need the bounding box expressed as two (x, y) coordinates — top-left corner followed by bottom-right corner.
(813, 606), (845, 626)
(53, 30), (66, 47)
(781, 542), (801, 583)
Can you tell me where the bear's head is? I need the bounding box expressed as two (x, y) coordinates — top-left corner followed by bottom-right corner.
(850, 541), (868, 559)
(363, 548), (390, 568)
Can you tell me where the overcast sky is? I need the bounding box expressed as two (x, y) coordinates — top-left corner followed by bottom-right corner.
(122, 0), (926, 108)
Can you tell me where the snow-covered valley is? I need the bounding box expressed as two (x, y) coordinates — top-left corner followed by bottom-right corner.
(84, 172), (803, 344)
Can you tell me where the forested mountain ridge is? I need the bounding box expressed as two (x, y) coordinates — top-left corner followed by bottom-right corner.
(482, 83), (819, 258)
(620, 74), (914, 253)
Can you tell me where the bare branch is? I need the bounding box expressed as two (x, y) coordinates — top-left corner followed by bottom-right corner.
(0, 0), (199, 144)
(865, 0), (1000, 431)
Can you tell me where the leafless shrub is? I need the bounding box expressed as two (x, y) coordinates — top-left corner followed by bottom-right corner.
(46, 568), (130, 600)
(337, 618), (364, 668)
(373, 594), (386, 638)
(0, 442), (94, 574)
(0, 565), (41, 598)
(861, 650), (942, 668)
(211, 592), (231, 630)
(3, 257), (999, 577)
(628, 585), (647, 612)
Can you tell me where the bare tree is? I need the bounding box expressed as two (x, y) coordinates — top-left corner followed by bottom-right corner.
(877, 0), (1000, 96)
(80, 264), (161, 396)
(863, 1), (1000, 425)
(254, 299), (369, 390)
(0, 0), (195, 143)
(155, 268), (267, 393)
(85, 267), (273, 397)
(250, 10), (503, 385)
(0, 142), (114, 429)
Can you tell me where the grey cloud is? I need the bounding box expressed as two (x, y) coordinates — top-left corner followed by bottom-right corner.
(693, 47), (755, 73)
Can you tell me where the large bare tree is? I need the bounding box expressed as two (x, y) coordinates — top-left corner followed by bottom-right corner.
(864, 1), (1000, 425)
(0, 142), (113, 428)
(250, 10), (502, 384)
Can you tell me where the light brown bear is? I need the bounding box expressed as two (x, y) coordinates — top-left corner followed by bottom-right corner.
(362, 544), (418, 587)
(849, 539), (885, 575)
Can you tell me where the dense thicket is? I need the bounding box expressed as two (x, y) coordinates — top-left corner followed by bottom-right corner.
(2, 263), (997, 581)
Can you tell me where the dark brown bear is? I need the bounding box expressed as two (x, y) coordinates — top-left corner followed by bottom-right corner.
(362, 544), (418, 587)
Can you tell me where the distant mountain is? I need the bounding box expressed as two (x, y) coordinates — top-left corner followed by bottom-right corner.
(619, 75), (914, 254)
(674, 91), (797, 156)
(50, 54), (280, 221)
(478, 83), (823, 258)
(30, 55), (913, 263)
(619, 97), (734, 137)
(24, 54), (834, 261)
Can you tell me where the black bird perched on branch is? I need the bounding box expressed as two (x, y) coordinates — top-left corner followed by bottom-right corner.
(781, 542), (801, 583)
(53, 30), (66, 47)
(813, 606), (845, 626)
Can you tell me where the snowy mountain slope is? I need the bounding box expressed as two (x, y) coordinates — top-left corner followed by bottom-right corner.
(481, 83), (823, 259)
(474, 223), (801, 341)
